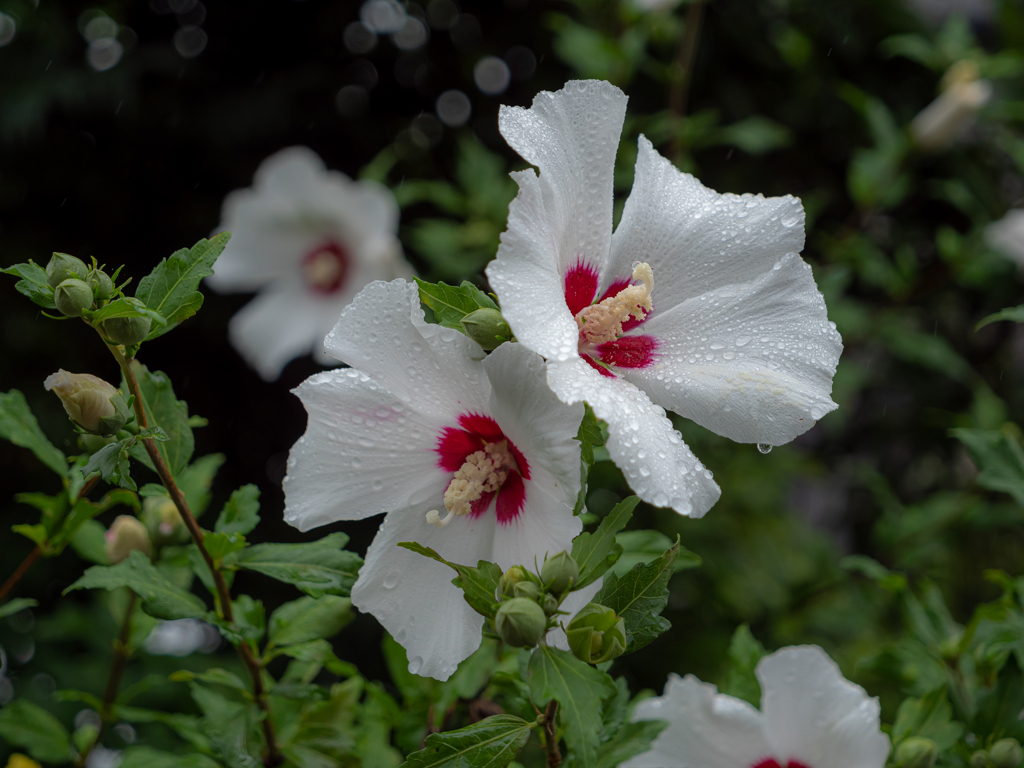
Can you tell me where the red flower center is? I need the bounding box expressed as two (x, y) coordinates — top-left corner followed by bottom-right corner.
(302, 240), (350, 294)
(435, 413), (530, 524)
(563, 259), (657, 375)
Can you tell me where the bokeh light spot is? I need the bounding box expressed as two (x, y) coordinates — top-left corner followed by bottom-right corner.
(336, 84), (370, 117)
(474, 56), (510, 95)
(174, 25), (208, 58)
(360, 0), (406, 34)
(505, 45), (536, 81)
(436, 89), (471, 127)
(88, 38), (123, 71)
(0, 13), (17, 47)
(344, 21), (377, 54)
(393, 16), (428, 51)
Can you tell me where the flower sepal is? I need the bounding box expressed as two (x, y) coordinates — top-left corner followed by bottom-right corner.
(566, 602), (626, 665)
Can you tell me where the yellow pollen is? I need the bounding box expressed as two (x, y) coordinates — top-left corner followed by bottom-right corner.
(303, 249), (343, 289)
(575, 262), (654, 344)
(426, 441), (516, 528)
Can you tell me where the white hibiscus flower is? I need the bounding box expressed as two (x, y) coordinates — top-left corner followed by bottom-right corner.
(624, 645), (891, 768)
(283, 279), (584, 681)
(206, 146), (410, 380)
(985, 208), (1024, 268)
(486, 80), (843, 518)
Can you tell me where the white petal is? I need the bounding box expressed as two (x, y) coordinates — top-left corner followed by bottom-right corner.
(759, 646), (890, 768)
(283, 368), (446, 530)
(351, 507), (497, 682)
(323, 280), (491, 422)
(547, 359), (720, 517)
(620, 253), (842, 445)
(545, 577), (602, 651)
(608, 137), (806, 310)
(624, 673), (771, 768)
(228, 284), (345, 380)
(498, 80), (626, 278)
(487, 170), (580, 362)
(985, 209), (1024, 267)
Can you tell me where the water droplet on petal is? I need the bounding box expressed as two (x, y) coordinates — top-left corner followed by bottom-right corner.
(757, 443), (773, 454)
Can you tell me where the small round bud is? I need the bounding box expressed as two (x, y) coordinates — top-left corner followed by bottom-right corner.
(78, 433), (116, 453)
(460, 308), (512, 351)
(142, 496), (188, 545)
(499, 565), (529, 598)
(991, 740), (1023, 768)
(541, 550), (579, 594)
(54, 278), (94, 317)
(46, 252), (88, 287)
(102, 315), (152, 345)
(542, 593), (559, 617)
(896, 737), (938, 768)
(494, 597), (547, 648)
(566, 603), (626, 665)
(44, 370), (127, 435)
(87, 268), (115, 300)
(105, 515), (152, 564)
(512, 581), (540, 601)
(971, 752), (990, 768)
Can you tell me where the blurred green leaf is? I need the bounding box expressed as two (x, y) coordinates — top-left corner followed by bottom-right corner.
(117, 747), (220, 768)
(231, 532), (362, 598)
(977, 305), (1024, 330)
(614, 530), (701, 577)
(714, 116), (792, 155)
(268, 595), (353, 647)
(721, 624), (766, 707)
(0, 598), (38, 618)
(572, 496), (638, 589)
(0, 699), (72, 763)
(953, 428), (1024, 507)
(401, 715), (534, 768)
(128, 363), (194, 478)
(892, 686), (963, 750)
(0, 390), (68, 477)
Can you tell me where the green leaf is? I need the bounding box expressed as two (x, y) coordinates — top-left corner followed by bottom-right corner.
(12, 523), (48, 547)
(129, 363), (194, 477)
(81, 436), (137, 491)
(65, 550), (207, 620)
(69, 519), (110, 564)
(593, 720), (668, 768)
(231, 532), (362, 598)
(892, 687), (964, 750)
(953, 427), (1024, 506)
(0, 598), (38, 618)
(2, 260), (56, 309)
(414, 277), (499, 331)
(400, 715), (534, 768)
(527, 646), (617, 768)
(268, 595), (353, 647)
(613, 530), (700, 578)
(189, 682), (264, 768)
(90, 297), (167, 327)
(594, 538), (679, 653)
(0, 390), (68, 477)
(204, 532), (247, 561)
(134, 233), (231, 339)
(215, 484), (261, 535)
(0, 699), (73, 762)
(170, 668), (250, 693)
(177, 453), (226, 515)
(977, 304), (1024, 330)
(714, 115), (792, 155)
(271, 639), (359, 680)
(397, 541), (502, 619)
(571, 496), (638, 590)
(52, 488), (140, 551)
(720, 624), (766, 707)
(117, 747), (220, 768)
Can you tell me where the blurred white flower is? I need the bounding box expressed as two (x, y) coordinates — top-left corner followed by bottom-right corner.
(985, 208), (1024, 267)
(625, 645), (890, 768)
(487, 80), (842, 519)
(912, 60), (992, 151)
(207, 147), (409, 380)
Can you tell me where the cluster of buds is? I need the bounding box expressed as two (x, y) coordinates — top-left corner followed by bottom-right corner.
(971, 740), (1024, 768)
(44, 252), (151, 344)
(491, 551), (626, 665)
(44, 370), (130, 437)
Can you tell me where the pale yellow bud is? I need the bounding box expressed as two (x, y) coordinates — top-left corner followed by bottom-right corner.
(142, 496), (187, 544)
(105, 515), (152, 563)
(44, 370), (127, 435)
(6, 755), (43, 768)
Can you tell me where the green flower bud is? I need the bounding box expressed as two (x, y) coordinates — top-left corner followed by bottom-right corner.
(78, 433), (116, 453)
(87, 268), (115, 300)
(102, 315), (152, 345)
(105, 515), (152, 564)
(494, 597), (547, 648)
(513, 581), (540, 601)
(542, 593), (559, 617)
(460, 308), (512, 351)
(499, 565), (529, 598)
(142, 496), (189, 545)
(991, 740), (1023, 768)
(44, 370), (128, 435)
(566, 603), (626, 665)
(970, 751), (990, 768)
(54, 278), (94, 317)
(541, 550), (579, 594)
(46, 252), (88, 287)
(896, 737), (938, 768)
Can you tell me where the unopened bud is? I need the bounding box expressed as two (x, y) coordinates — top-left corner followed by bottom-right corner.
(54, 278), (94, 317)
(102, 314), (152, 345)
(499, 565), (529, 598)
(991, 740), (1023, 768)
(971, 752), (990, 768)
(542, 593), (559, 617)
(105, 515), (152, 563)
(896, 737), (938, 768)
(87, 268), (115, 300)
(460, 308), (512, 351)
(541, 550), (579, 594)
(78, 434), (116, 453)
(44, 370), (129, 435)
(494, 597), (547, 648)
(513, 581), (540, 601)
(566, 603), (626, 664)
(142, 496), (188, 544)
(46, 253), (88, 288)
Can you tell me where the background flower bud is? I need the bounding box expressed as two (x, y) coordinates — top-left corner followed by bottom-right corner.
(971, 752), (990, 768)
(494, 597), (547, 648)
(991, 740), (1022, 768)
(105, 515), (153, 564)
(45, 252), (88, 288)
(54, 278), (94, 317)
(87, 268), (115, 300)
(512, 581), (540, 601)
(460, 308), (512, 351)
(499, 565), (528, 597)
(102, 315), (152, 345)
(541, 550), (579, 594)
(142, 496), (188, 544)
(542, 593), (558, 616)
(896, 737), (939, 768)
(44, 370), (124, 434)
(566, 603), (626, 664)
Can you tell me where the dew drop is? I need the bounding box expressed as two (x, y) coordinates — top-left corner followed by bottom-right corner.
(757, 443), (773, 454)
